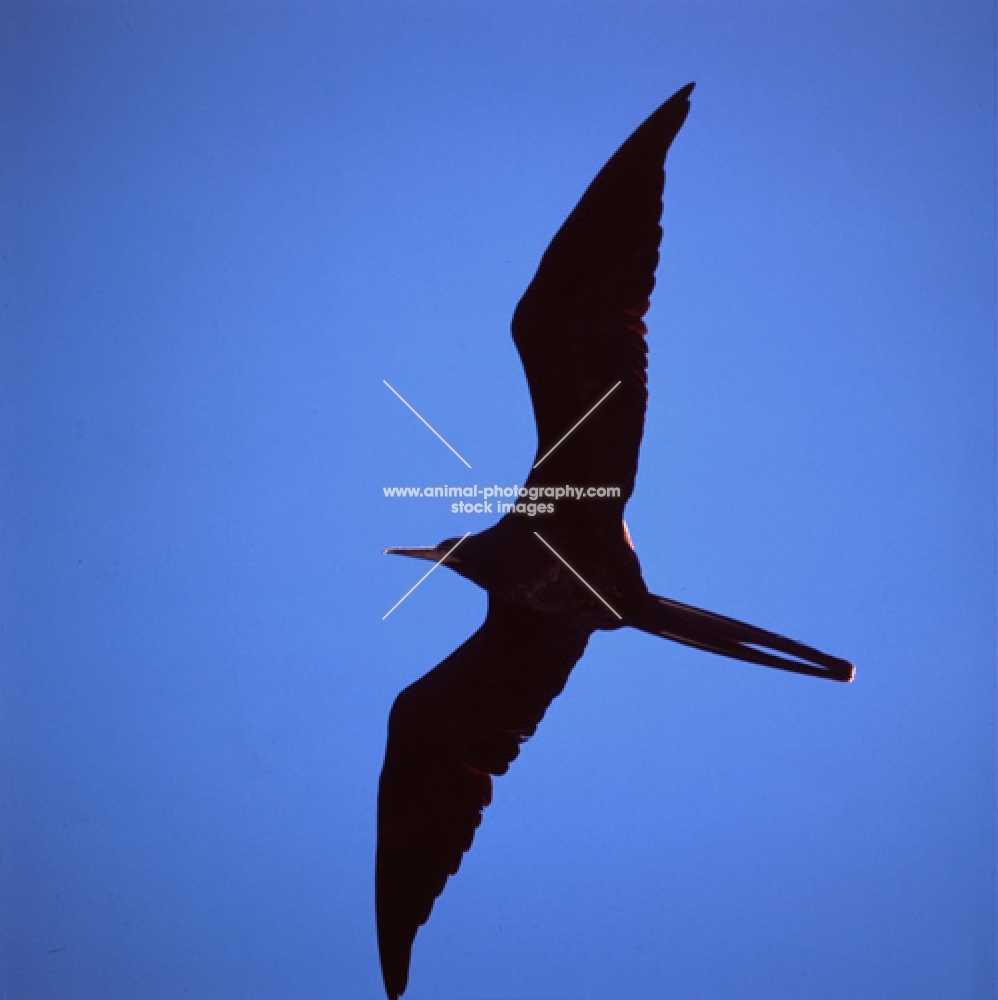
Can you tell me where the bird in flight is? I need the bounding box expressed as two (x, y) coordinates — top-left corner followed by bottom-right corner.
(377, 82), (853, 999)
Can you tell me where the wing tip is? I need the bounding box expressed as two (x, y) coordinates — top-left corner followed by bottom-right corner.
(379, 944), (411, 1000)
(666, 81), (695, 118)
(632, 82), (694, 151)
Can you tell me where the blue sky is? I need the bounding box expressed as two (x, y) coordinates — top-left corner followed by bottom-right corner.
(1, 2), (994, 998)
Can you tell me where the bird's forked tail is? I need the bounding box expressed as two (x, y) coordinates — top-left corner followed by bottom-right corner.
(627, 594), (854, 682)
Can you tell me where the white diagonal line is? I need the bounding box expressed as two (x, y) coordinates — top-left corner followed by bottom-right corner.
(383, 380), (472, 468)
(532, 532), (622, 619)
(382, 534), (471, 620)
(532, 381), (621, 469)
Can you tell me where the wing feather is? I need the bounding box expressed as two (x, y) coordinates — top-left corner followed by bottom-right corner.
(512, 84), (693, 513)
(375, 598), (592, 999)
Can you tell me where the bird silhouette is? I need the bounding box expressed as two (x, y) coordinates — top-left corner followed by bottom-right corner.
(377, 82), (854, 999)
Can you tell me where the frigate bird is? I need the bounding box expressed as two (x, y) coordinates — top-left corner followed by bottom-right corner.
(377, 82), (853, 999)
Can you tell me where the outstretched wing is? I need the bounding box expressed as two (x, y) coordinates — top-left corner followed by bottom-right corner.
(375, 598), (592, 999)
(512, 83), (693, 514)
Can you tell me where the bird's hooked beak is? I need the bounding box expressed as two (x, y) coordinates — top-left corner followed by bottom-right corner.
(384, 546), (440, 563)
(383, 543), (461, 566)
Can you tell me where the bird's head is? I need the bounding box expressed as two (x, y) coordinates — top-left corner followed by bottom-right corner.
(385, 530), (527, 596)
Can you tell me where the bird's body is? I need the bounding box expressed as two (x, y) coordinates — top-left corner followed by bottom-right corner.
(377, 83), (853, 999)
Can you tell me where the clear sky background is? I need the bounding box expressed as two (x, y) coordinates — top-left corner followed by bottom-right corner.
(1, 3), (994, 998)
